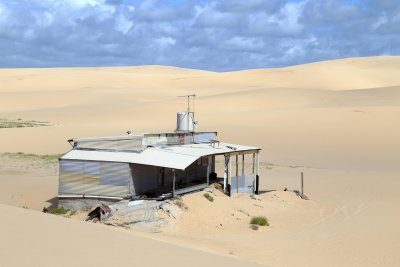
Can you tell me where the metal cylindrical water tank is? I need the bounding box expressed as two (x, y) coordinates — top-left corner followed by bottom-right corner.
(176, 112), (195, 132)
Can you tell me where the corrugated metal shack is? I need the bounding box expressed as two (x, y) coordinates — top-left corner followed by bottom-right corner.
(58, 110), (261, 210)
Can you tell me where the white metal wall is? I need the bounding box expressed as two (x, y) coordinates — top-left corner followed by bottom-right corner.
(59, 159), (131, 197)
(230, 174), (255, 195)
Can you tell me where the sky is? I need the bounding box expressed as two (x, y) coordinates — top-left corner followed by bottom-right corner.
(0, 0), (399, 71)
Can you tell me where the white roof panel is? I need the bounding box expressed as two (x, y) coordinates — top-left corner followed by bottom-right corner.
(151, 142), (260, 157)
(61, 142), (260, 170)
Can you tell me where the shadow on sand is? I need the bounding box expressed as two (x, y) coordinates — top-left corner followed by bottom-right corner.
(45, 197), (58, 210)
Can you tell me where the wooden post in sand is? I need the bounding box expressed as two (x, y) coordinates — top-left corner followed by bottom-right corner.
(301, 172), (304, 199)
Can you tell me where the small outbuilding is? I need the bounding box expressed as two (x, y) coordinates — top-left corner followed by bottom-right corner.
(58, 111), (261, 209)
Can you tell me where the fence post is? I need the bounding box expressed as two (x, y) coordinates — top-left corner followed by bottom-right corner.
(301, 172), (304, 199)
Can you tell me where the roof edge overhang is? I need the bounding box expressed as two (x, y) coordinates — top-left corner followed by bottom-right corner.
(60, 142), (261, 171)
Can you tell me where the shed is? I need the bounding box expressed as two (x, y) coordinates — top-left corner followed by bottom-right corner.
(58, 112), (261, 210)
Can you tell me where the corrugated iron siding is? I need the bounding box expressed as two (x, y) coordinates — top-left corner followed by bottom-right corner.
(75, 137), (143, 152)
(73, 133), (217, 152)
(59, 159), (131, 197)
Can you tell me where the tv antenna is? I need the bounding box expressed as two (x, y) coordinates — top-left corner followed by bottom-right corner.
(177, 94), (197, 132)
(177, 94), (196, 113)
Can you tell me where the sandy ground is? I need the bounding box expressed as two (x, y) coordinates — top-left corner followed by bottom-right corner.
(0, 203), (262, 267)
(0, 56), (399, 266)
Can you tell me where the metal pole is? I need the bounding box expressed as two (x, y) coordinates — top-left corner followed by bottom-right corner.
(228, 155), (231, 195)
(223, 155), (228, 192)
(192, 94), (195, 128)
(255, 152), (260, 195)
(177, 94), (195, 133)
(235, 154), (239, 194)
(187, 96), (190, 132)
(206, 156), (211, 186)
(242, 154), (245, 176)
(235, 154), (238, 177)
(172, 169), (176, 197)
(162, 167), (165, 186)
(257, 152), (260, 177)
(212, 155), (215, 173)
(252, 153), (255, 174)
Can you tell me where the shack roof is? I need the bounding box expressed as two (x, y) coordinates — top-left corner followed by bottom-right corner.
(61, 142), (260, 170)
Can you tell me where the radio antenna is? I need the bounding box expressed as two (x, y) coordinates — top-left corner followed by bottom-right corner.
(177, 94), (196, 132)
(177, 94), (195, 113)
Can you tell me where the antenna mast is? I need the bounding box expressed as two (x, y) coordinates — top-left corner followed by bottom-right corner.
(178, 94), (195, 113)
(177, 94), (196, 132)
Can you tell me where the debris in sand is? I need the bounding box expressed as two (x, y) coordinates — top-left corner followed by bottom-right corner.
(89, 199), (190, 232)
(236, 209), (250, 217)
(210, 182), (224, 192)
(284, 188), (310, 200)
(301, 195), (310, 200)
(250, 194), (261, 201)
(86, 204), (111, 222)
(203, 187), (214, 193)
(173, 199), (188, 210)
(128, 200), (144, 206)
(203, 192), (214, 202)
(250, 224), (259, 231)
(161, 201), (183, 219)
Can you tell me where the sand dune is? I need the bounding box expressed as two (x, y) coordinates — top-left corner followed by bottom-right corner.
(0, 56), (400, 266)
(1, 57), (399, 170)
(0, 203), (262, 267)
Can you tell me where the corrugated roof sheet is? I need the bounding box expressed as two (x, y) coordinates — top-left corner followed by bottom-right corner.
(61, 142), (260, 170)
